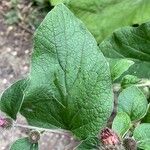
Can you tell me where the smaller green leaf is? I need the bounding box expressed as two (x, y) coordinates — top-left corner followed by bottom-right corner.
(121, 75), (140, 89)
(112, 112), (131, 137)
(10, 137), (38, 150)
(118, 86), (148, 121)
(77, 137), (100, 150)
(0, 79), (28, 120)
(133, 123), (150, 150)
(107, 58), (134, 81)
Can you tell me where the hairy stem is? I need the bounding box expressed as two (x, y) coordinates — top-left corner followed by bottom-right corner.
(136, 82), (150, 87)
(14, 123), (71, 136)
(113, 80), (150, 92)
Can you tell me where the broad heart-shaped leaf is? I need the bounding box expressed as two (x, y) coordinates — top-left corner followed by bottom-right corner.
(118, 86), (148, 121)
(19, 4), (113, 139)
(99, 22), (150, 79)
(112, 112), (131, 137)
(67, 0), (150, 43)
(133, 123), (150, 150)
(0, 79), (28, 120)
(107, 58), (134, 81)
(10, 137), (38, 150)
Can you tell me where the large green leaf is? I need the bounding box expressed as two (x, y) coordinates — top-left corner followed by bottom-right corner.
(118, 86), (148, 121)
(133, 123), (150, 150)
(17, 4), (113, 139)
(67, 0), (150, 43)
(112, 112), (131, 137)
(0, 79), (28, 120)
(99, 22), (150, 79)
(10, 138), (38, 150)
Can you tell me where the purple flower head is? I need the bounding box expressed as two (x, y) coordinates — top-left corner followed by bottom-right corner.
(0, 117), (13, 129)
(0, 117), (6, 127)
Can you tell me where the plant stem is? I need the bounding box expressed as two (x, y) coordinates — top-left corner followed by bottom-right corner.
(113, 80), (150, 92)
(14, 123), (71, 136)
(136, 82), (150, 87)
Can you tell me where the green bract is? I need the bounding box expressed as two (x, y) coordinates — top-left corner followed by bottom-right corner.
(107, 58), (134, 81)
(10, 138), (38, 150)
(133, 123), (150, 150)
(112, 112), (131, 137)
(68, 0), (150, 43)
(99, 22), (150, 79)
(118, 86), (148, 121)
(0, 4), (113, 139)
(121, 75), (140, 89)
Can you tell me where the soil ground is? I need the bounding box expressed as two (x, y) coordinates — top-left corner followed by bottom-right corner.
(0, 0), (32, 149)
(1, 1), (146, 150)
(0, 1), (79, 149)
